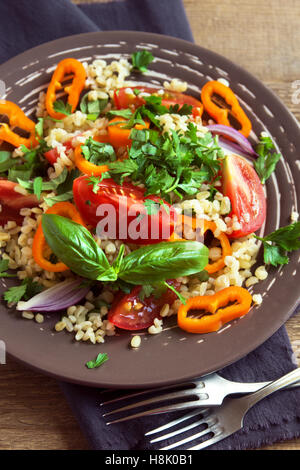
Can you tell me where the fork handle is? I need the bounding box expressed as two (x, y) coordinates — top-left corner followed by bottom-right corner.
(242, 367), (300, 411)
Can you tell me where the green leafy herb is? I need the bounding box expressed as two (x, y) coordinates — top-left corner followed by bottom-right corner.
(35, 118), (44, 138)
(3, 277), (43, 304)
(53, 100), (72, 116)
(0, 258), (15, 278)
(6, 140), (50, 182)
(108, 123), (223, 200)
(41, 214), (117, 282)
(118, 241), (209, 284)
(86, 173), (111, 194)
(80, 92), (108, 120)
(138, 284), (155, 301)
(81, 137), (116, 166)
(254, 134), (282, 184)
(112, 244), (126, 275)
(86, 352), (108, 369)
(40, 215), (209, 287)
(163, 280), (187, 304)
(33, 176), (43, 201)
(44, 191), (73, 207)
(17, 167), (69, 193)
(107, 108), (133, 120)
(254, 222), (300, 266)
(131, 50), (154, 73)
(0, 151), (20, 173)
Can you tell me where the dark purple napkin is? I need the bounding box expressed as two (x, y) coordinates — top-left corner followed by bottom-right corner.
(1, 0), (300, 451)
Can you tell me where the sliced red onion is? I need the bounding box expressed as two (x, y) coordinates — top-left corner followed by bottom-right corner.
(206, 124), (258, 157)
(218, 137), (254, 159)
(16, 278), (91, 312)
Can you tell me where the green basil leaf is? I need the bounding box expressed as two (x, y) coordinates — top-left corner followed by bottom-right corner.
(118, 241), (209, 284)
(41, 214), (117, 281)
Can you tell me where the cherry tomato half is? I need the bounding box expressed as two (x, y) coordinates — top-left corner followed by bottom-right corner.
(222, 153), (266, 238)
(108, 280), (180, 330)
(0, 179), (38, 225)
(72, 176), (177, 244)
(114, 86), (203, 116)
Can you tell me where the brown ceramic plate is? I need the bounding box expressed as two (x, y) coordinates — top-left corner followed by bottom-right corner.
(1, 31), (300, 389)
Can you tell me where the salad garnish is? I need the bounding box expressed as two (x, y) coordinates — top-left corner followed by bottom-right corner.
(131, 50), (154, 73)
(254, 134), (282, 184)
(86, 352), (109, 369)
(255, 222), (300, 267)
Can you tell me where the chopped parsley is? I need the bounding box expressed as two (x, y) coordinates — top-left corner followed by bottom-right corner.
(3, 278), (43, 304)
(53, 100), (72, 116)
(86, 352), (108, 369)
(131, 50), (154, 73)
(254, 134), (282, 184)
(80, 92), (108, 121)
(81, 137), (116, 165)
(0, 258), (15, 278)
(108, 124), (223, 201)
(254, 222), (300, 266)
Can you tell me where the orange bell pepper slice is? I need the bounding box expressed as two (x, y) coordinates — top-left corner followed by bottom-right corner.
(108, 117), (150, 148)
(177, 286), (252, 333)
(32, 202), (85, 272)
(45, 58), (86, 120)
(201, 80), (252, 138)
(74, 144), (110, 177)
(0, 100), (38, 148)
(203, 220), (232, 274)
(169, 215), (231, 274)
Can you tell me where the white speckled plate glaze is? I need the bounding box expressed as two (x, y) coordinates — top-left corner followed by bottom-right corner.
(0, 31), (299, 388)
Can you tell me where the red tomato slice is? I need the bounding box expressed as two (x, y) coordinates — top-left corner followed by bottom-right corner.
(73, 176), (176, 244)
(108, 280), (180, 331)
(0, 179), (38, 225)
(114, 86), (202, 115)
(44, 140), (73, 165)
(222, 153), (266, 238)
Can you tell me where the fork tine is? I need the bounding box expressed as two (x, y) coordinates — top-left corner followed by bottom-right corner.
(187, 428), (233, 450)
(103, 389), (200, 417)
(145, 409), (205, 436)
(159, 422), (220, 450)
(99, 381), (195, 406)
(150, 411), (212, 443)
(105, 400), (203, 425)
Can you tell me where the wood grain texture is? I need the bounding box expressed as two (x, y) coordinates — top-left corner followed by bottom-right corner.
(0, 0), (299, 451)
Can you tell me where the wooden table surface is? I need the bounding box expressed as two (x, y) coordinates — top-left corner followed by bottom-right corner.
(1, 0), (300, 451)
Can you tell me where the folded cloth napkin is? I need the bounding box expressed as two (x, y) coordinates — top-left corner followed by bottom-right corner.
(1, 0), (300, 451)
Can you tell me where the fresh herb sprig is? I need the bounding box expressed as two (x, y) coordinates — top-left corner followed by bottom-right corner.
(3, 278), (43, 304)
(86, 352), (108, 369)
(53, 100), (72, 116)
(0, 258), (16, 278)
(254, 134), (282, 184)
(131, 50), (154, 73)
(80, 92), (108, 121)
(254, 222), (300, 266)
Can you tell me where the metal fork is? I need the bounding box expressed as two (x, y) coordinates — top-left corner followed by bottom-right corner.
(145, 367), (300, 450)
(101, 372), (300, 424)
